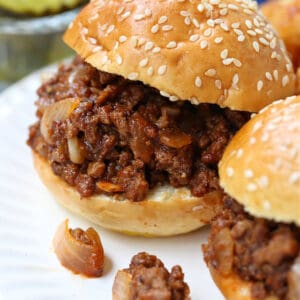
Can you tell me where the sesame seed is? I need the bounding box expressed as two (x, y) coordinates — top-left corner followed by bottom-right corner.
(88, 37), (97, 45)
(247, 30), (256, 36)
(286, 63), (292, 72)
(228, 3), (239, 10)
(184, 16), (191, 25)
(238, 35), (245, 42)
(253, 41), (259, 53)
(170, 95), (179, 101)
(131, 36), (138, 47)
(205, 68), (217, 77)
(273, 70), (278, 81)
(226, 167), (234, 177)
(160, 90), (170, 97)
(203, 28), (212, 37)
(207, 19), (215, 27)
(152, 47), (161, 53)
(253, 120), (262, 132)
(147, 66), (154, 76)
(139, 58), (148, 67)
(244, 169), (253, 178)
(245, 19), (252, 29)
(128, 72), (138, 80)
(145, 41), (154, 51)
(195, 76), (202, 87)
(158, 16), (168, 24)
(259, 176), (269, 188)
(271, 51), (277, 59)
(180, 10), (190, 17)
(190, 34), (200, 42)
(116, 6), (125, 15)
(253, 17), (260, 27)
(158, 65), (167, 75)
(282, 75), (289, 87)
(116, 55), (123, 65)
(92, 46), (102, 53)
(265, 72), (272, 81)
(134, 14), (145, 21)
(263, 200), (271, 210)
(261, 132), (269, 142)
(82, 27), (88, 35)
(232, 73), (239, 86)
(249, 137), (256, 144)
(192, 18), (200, 28)
(255, 28), (263, 35)
(162, 25), (173, 31)
(145, 8), (152, 16)
(289, 172), (300, 184)
(215, 80), (222, 89)
(120, 11), (131, 21)
(231, 22), (240, 29)
(119, 35), (127, 43)
(220, 49), (228, 59)
(197, 3), (204, 12)
(220, 8), (228, 15)
(270, 38), (276, 49)
(233, 59), (242, 67)
(237, 148), (243, 157)
(223, 58), (233, 65)
(166, 41), (177, 49)
(200, 40), (208, 49)
(214, 37), (223, 44)
(220, 22), (229, 31)
(259, 37), (269, 46)
(151, 24), (159, 33)
(106, 24), (115, 34)
(210, 0), (220, 5)
(247, 183), (257, 192)
(257, 80), (263, 91)
(244, 8), (253, 15)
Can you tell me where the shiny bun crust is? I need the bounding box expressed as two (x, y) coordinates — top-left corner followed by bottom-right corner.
(64, 0), (295, 112)
(219, 95), (300, 225)
(34, 153), (223, 236)
(261, 0), (300, 69)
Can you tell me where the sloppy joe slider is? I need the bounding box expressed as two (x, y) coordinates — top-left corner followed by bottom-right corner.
(28, 0), (296, 236)
(204, 95), (300, 299)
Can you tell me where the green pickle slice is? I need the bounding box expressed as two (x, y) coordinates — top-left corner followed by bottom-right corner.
(0, 0), (85, 15)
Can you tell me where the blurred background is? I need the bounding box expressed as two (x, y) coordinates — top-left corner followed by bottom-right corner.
(0, 0), (88, 91)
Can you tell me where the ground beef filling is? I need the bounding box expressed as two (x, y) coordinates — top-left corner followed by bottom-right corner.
(27, 57), (249, 201)
(126, 252), (190, 300)
(204, 196), (300, 300)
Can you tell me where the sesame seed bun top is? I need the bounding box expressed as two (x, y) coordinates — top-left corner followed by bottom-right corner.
(219, 95), (300, 225)
(64, 0), (296, 112)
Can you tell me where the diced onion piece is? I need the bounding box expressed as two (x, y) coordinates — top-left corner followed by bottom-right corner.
(212, 228), (234, 276)
(288, 256), (300, 300)
(112, 270), (133, 300)
(159, 129), (192, 149)
(53, 219), (104, 277)
(40, 97), (80, 144)
(67, 137), (85, 164)
(96, 181), (123, 193)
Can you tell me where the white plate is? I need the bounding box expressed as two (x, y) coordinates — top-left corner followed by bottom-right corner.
(0, 65), (224, 300)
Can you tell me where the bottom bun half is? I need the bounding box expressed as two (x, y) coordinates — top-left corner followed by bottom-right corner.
(207, 263), (278, 300)
(33, 153), (223, 236)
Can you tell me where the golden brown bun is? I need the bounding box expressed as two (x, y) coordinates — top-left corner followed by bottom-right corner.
(34, 153), (223, 236)
(64, 0), (296, 112)
(207, 263), (278, 300)
(261, 0), (300, 69)
(219, 95), (300, 225)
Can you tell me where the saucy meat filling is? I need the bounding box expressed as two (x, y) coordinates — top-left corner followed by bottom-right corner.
(204, 196), (300, 300)
(28, 57), (249, 201)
